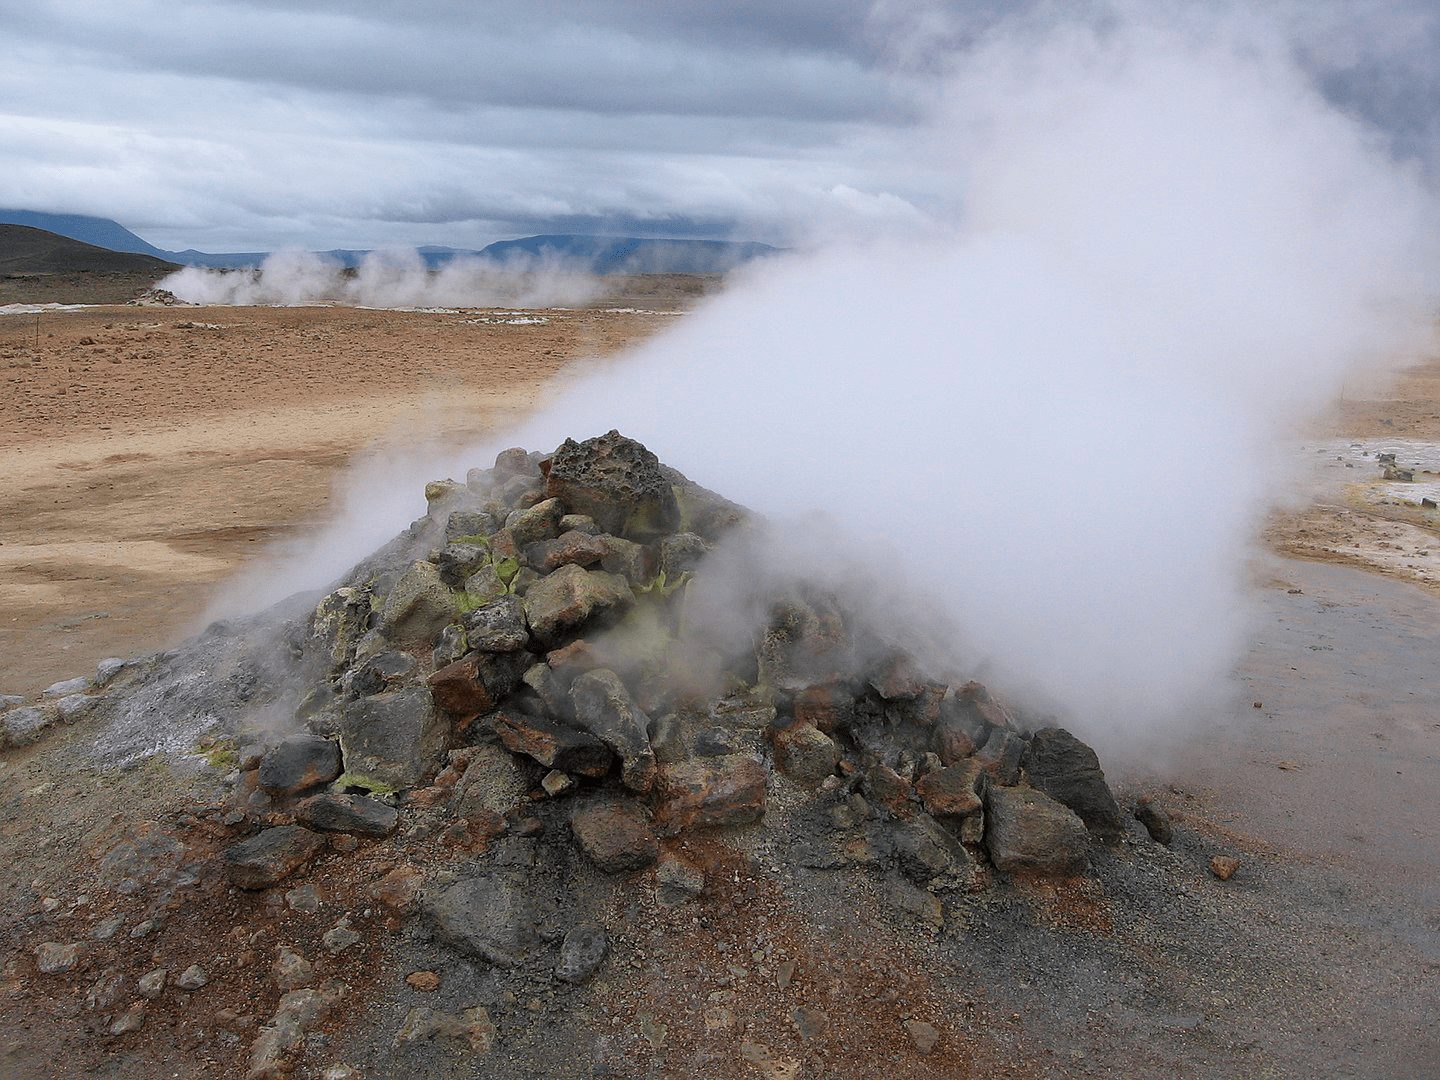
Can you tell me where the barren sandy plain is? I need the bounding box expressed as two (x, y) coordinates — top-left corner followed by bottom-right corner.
(3, 284), (1440, 1078)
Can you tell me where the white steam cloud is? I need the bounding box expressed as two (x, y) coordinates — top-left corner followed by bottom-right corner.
(210, 7), (1439, 756)
(159, 246), (603, 309)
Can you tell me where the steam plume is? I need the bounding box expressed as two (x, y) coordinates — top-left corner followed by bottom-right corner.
(159, 246), (604, 309)
(211, 8), (1440, 756)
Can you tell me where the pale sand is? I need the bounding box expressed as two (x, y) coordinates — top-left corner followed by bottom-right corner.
(0, 303), (675, 695)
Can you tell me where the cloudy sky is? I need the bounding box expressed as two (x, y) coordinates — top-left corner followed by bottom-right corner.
(3, 0), (1440, 253)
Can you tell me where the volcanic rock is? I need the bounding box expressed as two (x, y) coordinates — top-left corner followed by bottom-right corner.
(544, 429), (680, 540)
(427, 651), (530, 722)
(491, 710), (613, 776)
(1134, 794), (1174, 844)
(523, 563), (635, 648)
(256, 735), (342, 796)
(223, 826), (327, 889)
(570, 668), (656, 792)
(378, 560), (455, 645)
(555, 922), (609, 984)
(504, 496), (565, 548)
(654, 755), (768, 832)
(525, 529), (611, 572)
(2, 705), (54, 747)
(333, 687), (446, 790)
(423, 873), (537, 966)
(293, 793), (399, 837)
(1021, 727), (1125, 840)
(915, 760), (986, 843)
(348, 650), (417, 697)
(771, 722), (841, 786)
(570, 798), (659, 873)
(983, 784), (1090, 876)
(459, 594), (529, 652)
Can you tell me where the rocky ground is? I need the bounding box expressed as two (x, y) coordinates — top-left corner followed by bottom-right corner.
(1, 288), (1438, 1079)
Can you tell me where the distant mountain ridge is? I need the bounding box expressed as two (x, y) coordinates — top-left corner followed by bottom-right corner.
(0, 210), (779, 274)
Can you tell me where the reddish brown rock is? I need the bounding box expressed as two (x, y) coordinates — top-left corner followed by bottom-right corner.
(934, 725), (977, 766)
(491, 710), (613, 776)
(428, 652), (531, 722)
(865, 764), (917, 819)
(915, 762), (984, 818)
(1211, 855), (1241, 881)
(570, 799), (660, 873)
(791, 682), (854, 734)
(525, 530), (611, 572)
(654, 756), (768, 831)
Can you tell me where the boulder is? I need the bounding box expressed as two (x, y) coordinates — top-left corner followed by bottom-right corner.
(450, 744), (532, 819)
(522, 563), (635, 648)
(571, 798), (659, 873)
(526, 530), (611, 572)
(223, 826), (326, 889)
(349, 651), (418, 697)
(335, 687), (447, 790)
(570, 669), (656, 793)
(445, 509), (496, 543)
(543, 430), (680, 540)
(659, 532), (709, 578)
(771, 723), (840, 786)
(1021, 727), (1125, 841)
(424, 873), (536, 966)
(1134, 794), (1174, 844)
(983, 784), (1090, 876)
(310, 587), (375, 671)
(892, 814), (972, 882)
(974, 727), (1025, 785)
(2, 705), (54, 747)
(654, 755), (768, 832)
(378, 560), (455, 645)
(596, 535), (654, 582)
(459, 594), (529, 652)
(491, 710), (614, 776)
(293, 793), (399, 837)
(257, 735), (343, 796)
(504, 497), (565, 548)
(428, 651), (531, 722)
(433, 542), (493, 588)
(915, 760), (985, 844)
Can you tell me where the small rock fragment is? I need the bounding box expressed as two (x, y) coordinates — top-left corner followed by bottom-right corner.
(323, 917), (361, 955)
(406, 970), (441, 991)
(556, 922), (608, 984)
(137, 968), (167, 999)
(905, 1019), (941, 1055)
(1134, 795), (1174, 845)
(1211, 855), (1242, 881)
(108, 1002), (146, 1036)
(174, 964), (209, 990)
(34, 941), (83, 974)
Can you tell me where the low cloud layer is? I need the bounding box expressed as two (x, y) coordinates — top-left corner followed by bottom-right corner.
(6, 3), (1440, 253)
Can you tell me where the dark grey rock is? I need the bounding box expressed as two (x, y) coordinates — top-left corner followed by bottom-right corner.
(95, 657), (130, 687)
(256, 735), (343, 796)
(293, 793), (399, 837)
(492, 710), (614, 776)
(56, 693), (96, 722)
(424, 873), (536, 966)
(1134, 794), (1175, 844)
(570, 668), (655, 793)
(349, 650), (418, 697)
(1022, 727), (1125, 841)
(431, 624), (468, 669)
(445, 509), (496, 543)
(893, 814), (972, 882)
(658, 532), (709, 578)
(335, 687), (446, 790)
(433, 542), (493, 588)
(556, 922), (608, 984)
(460, 594), (529, 652)
(222, 826), (326, 889)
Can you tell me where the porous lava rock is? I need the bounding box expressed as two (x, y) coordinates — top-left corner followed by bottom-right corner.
(543, 430), (680, 540)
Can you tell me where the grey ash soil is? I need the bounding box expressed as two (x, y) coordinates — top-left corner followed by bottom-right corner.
(2, 557), (1438, 1076)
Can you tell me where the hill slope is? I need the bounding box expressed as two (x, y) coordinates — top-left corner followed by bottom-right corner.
(0, 224), (180, 276)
